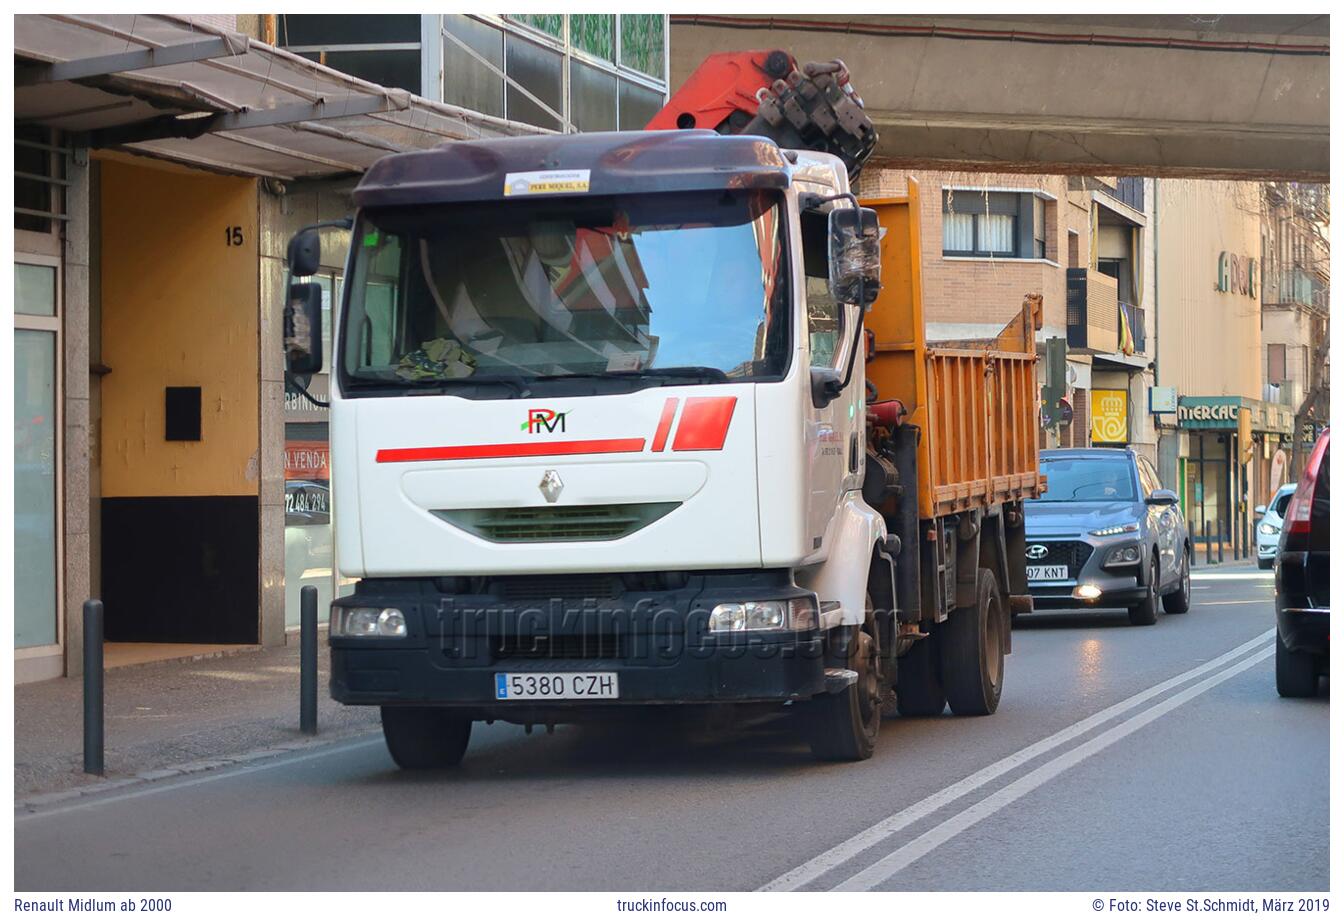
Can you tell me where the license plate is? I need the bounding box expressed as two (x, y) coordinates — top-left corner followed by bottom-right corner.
(1027, 565), (1069, 581)
(495, 672), (619, 701)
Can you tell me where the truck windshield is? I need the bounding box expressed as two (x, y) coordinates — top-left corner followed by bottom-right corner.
(340, 190), (789, 394)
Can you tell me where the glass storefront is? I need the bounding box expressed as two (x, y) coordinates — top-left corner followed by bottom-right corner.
(14, 263), (59, 649)
(1184, 432), (1230, 545)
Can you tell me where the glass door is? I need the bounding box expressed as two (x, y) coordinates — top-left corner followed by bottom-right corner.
(14, 260), (60, 652)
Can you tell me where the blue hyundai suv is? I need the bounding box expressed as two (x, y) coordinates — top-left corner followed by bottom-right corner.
(1024, 448), (1192, 626)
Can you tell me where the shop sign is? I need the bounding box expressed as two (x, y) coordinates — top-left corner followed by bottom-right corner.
(1177, 396), (1240, 429)
(1149, 386), (1178, 414)
(1090, 389), (1129, 444)
(1216, 251), (1258, 298)
(284, 440), (330, 480)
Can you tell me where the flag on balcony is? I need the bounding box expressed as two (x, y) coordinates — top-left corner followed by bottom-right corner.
(1118, 305), (1136, 356)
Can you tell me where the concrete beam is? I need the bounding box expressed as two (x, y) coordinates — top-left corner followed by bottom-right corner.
(671, 15), (1329, 181)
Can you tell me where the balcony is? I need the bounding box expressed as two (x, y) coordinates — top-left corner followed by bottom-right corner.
(1119, 301), (1147, 356)
(1066, 268), (1119, 354)
(1099, 177), (1145, 213)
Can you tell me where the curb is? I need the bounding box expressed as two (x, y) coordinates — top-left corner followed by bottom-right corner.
(15, 727), (380, 813)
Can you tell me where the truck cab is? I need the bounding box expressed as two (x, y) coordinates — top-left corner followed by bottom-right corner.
(293, 129), (893, 764)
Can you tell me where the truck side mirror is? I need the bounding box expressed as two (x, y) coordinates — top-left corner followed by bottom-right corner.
(287, 229), (322, 278)
(285, 282), (324, 376)
(827, 206), (881, 306)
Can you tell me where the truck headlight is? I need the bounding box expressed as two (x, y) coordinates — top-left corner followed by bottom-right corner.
(1091, 522), (1140, 537)
(708, 598), (817, 632)
(331, 606), (407, 638)
(1103, 544), (1142, 567)
(1259, 522), (1280, 536)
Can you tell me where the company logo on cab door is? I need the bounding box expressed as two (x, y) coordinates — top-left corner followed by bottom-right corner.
(375, 396), (737, 463)
(522, 408), (569, 434)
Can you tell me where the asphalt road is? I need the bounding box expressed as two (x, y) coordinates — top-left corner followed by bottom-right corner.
(15, 565), (1328, 892)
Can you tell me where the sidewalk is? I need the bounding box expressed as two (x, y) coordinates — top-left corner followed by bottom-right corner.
(14, 638), (380, 802)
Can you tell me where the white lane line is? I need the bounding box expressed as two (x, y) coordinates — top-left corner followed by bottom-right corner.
(759, 628), (1274, 892)
(1190, 572), (1274, 581)
(835, 644), (1274, 891)
(15, 736), (384, 822)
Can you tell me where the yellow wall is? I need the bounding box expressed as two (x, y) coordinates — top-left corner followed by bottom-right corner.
(99, 154), (259, 497)
(1155, 179), (1262, 401)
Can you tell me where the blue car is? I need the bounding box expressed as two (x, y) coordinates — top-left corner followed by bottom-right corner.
(1023, 448), (1192, 626)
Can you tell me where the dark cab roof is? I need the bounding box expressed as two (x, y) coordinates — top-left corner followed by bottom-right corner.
(352, 129), (791, 209)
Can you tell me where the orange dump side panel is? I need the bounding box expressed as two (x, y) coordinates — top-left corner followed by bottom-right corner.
(862, 181), (1043, 520)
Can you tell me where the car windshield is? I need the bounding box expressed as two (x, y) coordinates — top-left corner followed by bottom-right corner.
(339, 190), (789, 393)
(1031, 457), (1138, 502)
(1273, 488), (1295, 516)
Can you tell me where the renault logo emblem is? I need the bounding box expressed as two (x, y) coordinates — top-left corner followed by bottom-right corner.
(538, 470), (564, 503)
(1026, 544), (1049, 560)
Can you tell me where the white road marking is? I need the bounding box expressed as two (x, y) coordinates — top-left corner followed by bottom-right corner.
(1190, 572), (1274, 581)
(834, 643), (1273, 890)
(759, 629), (1275, 891)
(15, 736), (384, 822)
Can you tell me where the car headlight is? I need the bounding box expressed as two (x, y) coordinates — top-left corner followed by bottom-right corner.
(1259, 522), (1280, 536)
(1103, 544), (1142, 567)
(1091, 521), (1140, 537)
(708, 598), (818, 632)
(330, 606), (407, 638)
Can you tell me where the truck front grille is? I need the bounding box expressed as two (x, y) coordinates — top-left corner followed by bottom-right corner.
(435, 502), (677, 543)
(492, 632), (625, 660)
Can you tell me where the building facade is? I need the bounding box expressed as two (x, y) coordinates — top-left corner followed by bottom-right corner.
(11, 13), (670, 682)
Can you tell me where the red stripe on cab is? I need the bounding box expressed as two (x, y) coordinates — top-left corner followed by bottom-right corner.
(650, 398), (679, 452)
(376, 438), (646, 463)
(671, 397), (737, 451)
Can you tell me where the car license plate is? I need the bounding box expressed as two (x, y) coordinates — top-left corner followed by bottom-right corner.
(1027, 565), (1069, 581)
(495, 672), (618, 701)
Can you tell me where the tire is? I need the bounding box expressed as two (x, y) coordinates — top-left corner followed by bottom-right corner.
(1128, 557), (1159, 626)
(808, 611), (883, 762)
(1257, 556), (1275, 571)
(1275, 632), (1319, 698)
(939, 568), (1005, 716)
(895, 627), (946, 717)
(380, 706), (473, 769)
(1162, 547), (1192, 614)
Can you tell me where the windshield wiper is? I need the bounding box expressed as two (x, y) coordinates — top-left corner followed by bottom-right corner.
(532, 366), (730, 385)
(350, 374), (532, 397)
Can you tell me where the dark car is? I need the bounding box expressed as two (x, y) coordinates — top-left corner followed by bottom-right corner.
(1275, 427), (1329, 698)
(1024, 448), (1191, 626)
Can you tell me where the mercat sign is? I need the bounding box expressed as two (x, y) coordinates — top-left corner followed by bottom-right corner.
(1216, 251), (1257, 298)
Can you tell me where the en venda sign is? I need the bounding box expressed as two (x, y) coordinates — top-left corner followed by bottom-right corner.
(1216, 251), (1258, 298)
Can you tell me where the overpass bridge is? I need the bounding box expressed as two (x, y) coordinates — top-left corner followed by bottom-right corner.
(670, 14), (1328, 181)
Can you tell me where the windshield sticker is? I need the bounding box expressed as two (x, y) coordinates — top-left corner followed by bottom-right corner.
(503, 169), (591, 197)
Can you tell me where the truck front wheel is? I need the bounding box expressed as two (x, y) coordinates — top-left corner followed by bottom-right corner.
(380, 706), (473, 769)
(940, 567), (1005, 716)
(808, 613), (882, 762)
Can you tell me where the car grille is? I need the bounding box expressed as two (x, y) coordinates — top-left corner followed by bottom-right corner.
(1027, 540), (1094, 577)
(435, 503), (677, 543)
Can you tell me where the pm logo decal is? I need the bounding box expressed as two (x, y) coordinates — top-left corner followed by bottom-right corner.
(523, 408), (570, 434)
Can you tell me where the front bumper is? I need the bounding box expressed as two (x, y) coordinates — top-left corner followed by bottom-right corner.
(328, 573), (828, 714)
(1025, 536), (1148, 610)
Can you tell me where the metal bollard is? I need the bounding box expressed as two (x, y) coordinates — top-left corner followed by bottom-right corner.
(300, 585), (318, 735)
(1204, 521), (1212, 566)
(83, 599), (104, 775)
(1218, 526), (1225, 564)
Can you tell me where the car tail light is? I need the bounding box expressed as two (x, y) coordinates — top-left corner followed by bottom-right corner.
(1284, 429), (1329, 536)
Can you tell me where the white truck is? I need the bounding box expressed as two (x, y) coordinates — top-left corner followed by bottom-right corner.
(283, 52), (1041, 767)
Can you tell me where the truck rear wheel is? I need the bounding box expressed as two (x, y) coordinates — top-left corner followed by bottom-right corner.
(380, 706), (472, 769)
(940, 567), (1005, 716)
(895, 631), (946, 717)
(808, 614), (882, 762)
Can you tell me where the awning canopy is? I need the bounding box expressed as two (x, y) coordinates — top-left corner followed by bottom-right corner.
(14, 13), (542, 180)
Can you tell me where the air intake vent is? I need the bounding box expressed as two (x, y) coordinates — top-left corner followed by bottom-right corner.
(435, 503), (677, 543)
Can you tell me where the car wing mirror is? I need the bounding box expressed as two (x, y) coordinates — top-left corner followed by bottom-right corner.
(1146, 489), (1179, 506)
